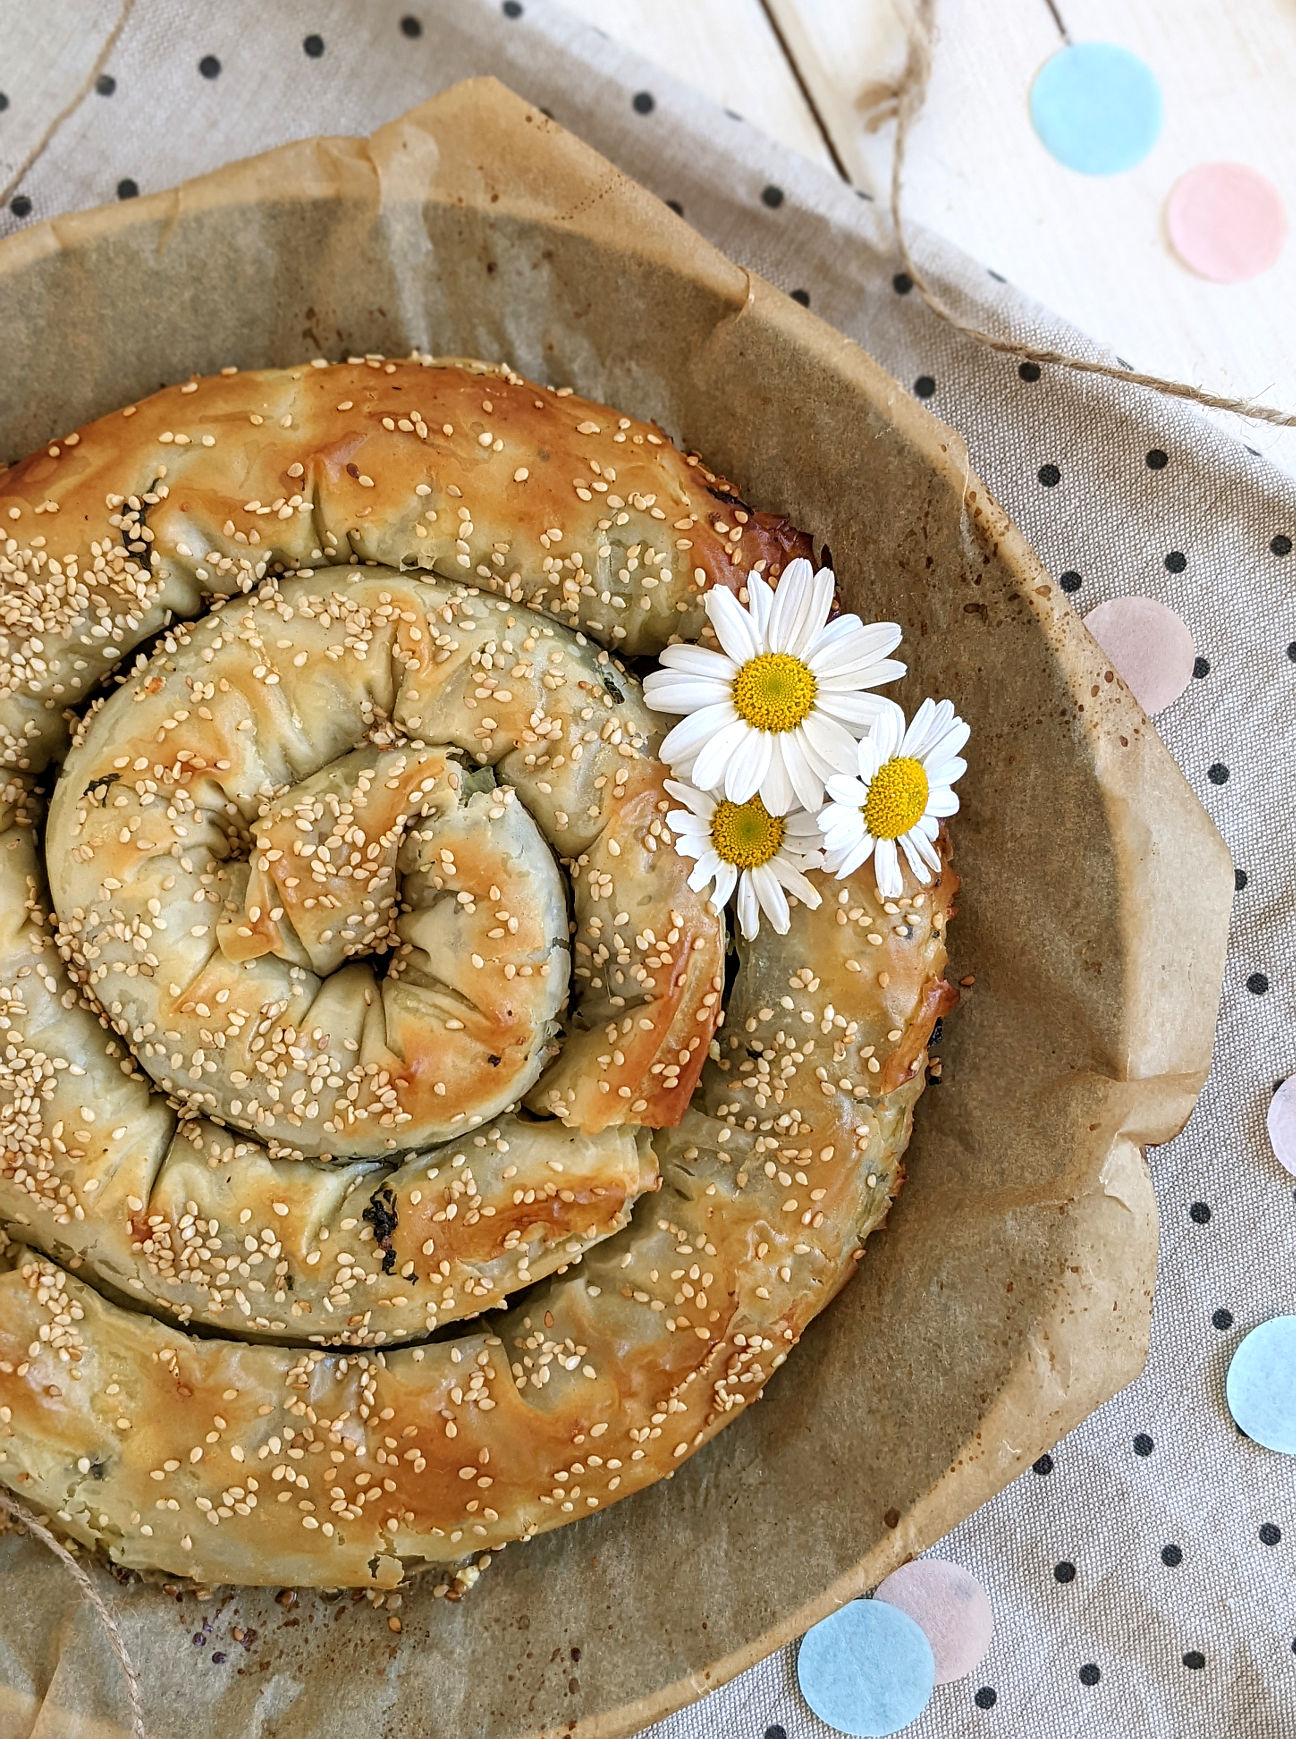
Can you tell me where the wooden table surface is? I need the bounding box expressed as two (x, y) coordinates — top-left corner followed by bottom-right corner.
(568, 0), (1296, 477)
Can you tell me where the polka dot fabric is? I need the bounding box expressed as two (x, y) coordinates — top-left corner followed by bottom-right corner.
(0, 3), (1293, 1736)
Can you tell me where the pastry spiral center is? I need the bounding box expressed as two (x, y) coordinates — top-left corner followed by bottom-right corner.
(710, 795), (786, 869)
(863, 756), (930, 840)
(730, 652), (817, 733)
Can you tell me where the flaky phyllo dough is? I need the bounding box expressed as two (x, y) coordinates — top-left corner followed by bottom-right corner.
(0, 360), (956, 1587)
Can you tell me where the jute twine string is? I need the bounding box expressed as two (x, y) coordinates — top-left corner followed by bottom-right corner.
(0, 0), (136, 214)
(0, 1487), (146, 1738)
(890, 0), (1296, 428)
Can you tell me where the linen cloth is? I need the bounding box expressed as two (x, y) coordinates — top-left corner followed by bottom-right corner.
(0, 2), (1291, 1734)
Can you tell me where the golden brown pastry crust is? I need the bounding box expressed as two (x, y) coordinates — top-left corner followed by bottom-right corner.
(0, 359), (955, 1588)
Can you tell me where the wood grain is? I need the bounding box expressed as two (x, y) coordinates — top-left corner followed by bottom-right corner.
(594, 0), (1296, 474)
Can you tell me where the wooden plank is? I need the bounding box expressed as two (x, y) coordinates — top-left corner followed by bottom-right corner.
(563, 0), (838, 171)
(762, 0), (1296, 473)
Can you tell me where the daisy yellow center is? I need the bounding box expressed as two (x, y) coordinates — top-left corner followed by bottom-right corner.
(710, 796), (786, 869)
(731, 652), (817, 733)
(862, 756), (929, 840)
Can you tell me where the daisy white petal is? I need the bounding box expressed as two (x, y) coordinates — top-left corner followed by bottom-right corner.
(768, 563), (834, 658)
(898, 832), (935, 884)
(782, 737), (828, 811)
(784, 808), (826, 846)
(746, 573), (775, 639)
(825, 833), (875, 879)
(686, 858), (717, 894)
(736, 874), (761, 940)
(728, 729), (773, 803)
(768, 858), (822, 908)
(710, 861), (738, 910)
(798, 709), (858, 774)
(664, 778), (717, 820)
(749, 862), (791, 934)
(873, 837), (903, 898)
(653, 642), (739, 681)
(924, 754), (968, 790)
(868, 705), (905, 763)
(824, 773), (870, 807)
(911, 829), (942, 872)
(815, 689), (906, 743)
(705, 585), (764, 663)
(660, 703), (737, 769)
(693, 719), (755, 794)
(807, 629), (897, 674)
(900, 697), (938, 754)
(761, 741), (797, 818)
(642, 671), (734, 713)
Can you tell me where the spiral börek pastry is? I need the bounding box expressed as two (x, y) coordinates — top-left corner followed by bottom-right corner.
(0, 358), (955, 1586)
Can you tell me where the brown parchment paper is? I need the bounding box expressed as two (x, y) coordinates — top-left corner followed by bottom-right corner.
(0, 80), (1233, 1739)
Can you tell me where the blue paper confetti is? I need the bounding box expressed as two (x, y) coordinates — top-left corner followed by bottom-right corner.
(797, 1599), (935, 1737)
(1227, 1317), (1296, 1453)
(1029, 42), (1163, 176)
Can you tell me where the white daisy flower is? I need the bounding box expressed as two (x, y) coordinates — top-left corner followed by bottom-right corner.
(818, 699), (969, 899)
(643, 557), (906, 815)
(664, 778), (824, 941)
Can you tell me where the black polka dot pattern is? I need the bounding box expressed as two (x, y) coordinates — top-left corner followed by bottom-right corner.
(1162, 1543), (1183, 1566)
(198, 55), (221, 79)
(1247, 973), (1269, 995)
(399, 15), (422, 36)
(1054, 1560), (1077, 1583)
(116, 178), (138, 200)
(1134, 1434), (1155, 1457)
(1235, 869), (1248, 890)
(1259, 1522), (1282, 1546)
(95, 74), (116, 96)
(1212, 1308), (1234, 1330)
(502, 0), (524, 14)
(632, 91), (654, 114)
(1147, 448), (1169, 470)
(1165, 551), (1187, 572)
(303, 34), (324, 57)
(974, 1687), (998, 1709)
(893, 272), (914, 294)
(9, 195), (31, 219)
(790, 288), (810, 307)
(1033, 1453), (1055, 1475)
(1039, 463), (1061, 487)
(1183, 1651), (1206, 1671)
(761, 185), (784, 209)
(1019, 361), (1041, 382)
(914, 375), (936, 399)
(1189, 1202), (1211, 1224)
(1079, 1663), (1102, 1686)
(1194, 657), (1210, 678)
(1271, 534), (1292, 557)
(1207, 764), (1229, 785)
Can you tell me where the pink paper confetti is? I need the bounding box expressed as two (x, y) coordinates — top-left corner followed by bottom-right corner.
(1167, 163), (1286, 284)
(1268, 1077), (1296, 1178)
(1083, 596), (1195, 714)
(874, 1559), (994, 1686)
